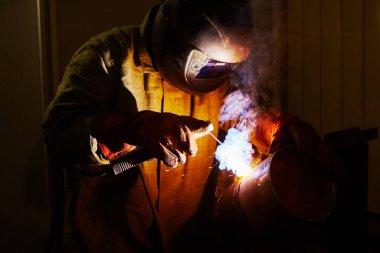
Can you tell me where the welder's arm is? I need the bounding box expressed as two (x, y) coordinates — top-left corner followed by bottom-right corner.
(42, 40), (122, 166)
(42, 39), (212, 169)
(93, 111), (213, 168)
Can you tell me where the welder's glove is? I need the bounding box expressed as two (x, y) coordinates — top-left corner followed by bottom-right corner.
(93, 110), (213, 167)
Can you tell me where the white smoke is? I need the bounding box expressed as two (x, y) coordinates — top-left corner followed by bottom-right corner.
(213, 0), (282, 178)
(214, 127), (254, 177)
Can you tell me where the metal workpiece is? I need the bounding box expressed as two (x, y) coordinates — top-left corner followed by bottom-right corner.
(213, 146), (336, 236)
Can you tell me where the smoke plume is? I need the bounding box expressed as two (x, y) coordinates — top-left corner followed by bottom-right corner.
(214, 0), (283, 176)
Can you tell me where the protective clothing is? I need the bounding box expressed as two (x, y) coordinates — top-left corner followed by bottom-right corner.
(151, 0), (253, 94)
(42, 5), (227, 253)
(41, 2), (342, 252)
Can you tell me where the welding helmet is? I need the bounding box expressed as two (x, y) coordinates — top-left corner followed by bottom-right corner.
(151, 0), (253, 94)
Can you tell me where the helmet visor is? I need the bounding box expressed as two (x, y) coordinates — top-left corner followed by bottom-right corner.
(185, 49), (238, 91)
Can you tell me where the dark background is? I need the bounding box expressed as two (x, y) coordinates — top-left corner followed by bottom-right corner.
(0, 0), (158, 252)
(0, 0), (378, 252)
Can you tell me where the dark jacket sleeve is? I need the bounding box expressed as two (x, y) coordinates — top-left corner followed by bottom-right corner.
(42, 28), (130, 166)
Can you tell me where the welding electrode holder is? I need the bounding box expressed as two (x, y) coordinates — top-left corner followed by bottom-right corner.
(110, 147), (154, 175)
(108, 125), (216, 175)
(82, 127), (214, 176)
(79, 147), (154, 177)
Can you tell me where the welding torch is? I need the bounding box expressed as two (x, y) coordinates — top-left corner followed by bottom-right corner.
(82, 126), (221, 177)
(110, 131), (221, 175)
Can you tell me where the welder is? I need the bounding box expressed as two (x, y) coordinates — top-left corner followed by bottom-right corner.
(42, 0), (254, 252)
(42, 0), (343, 252)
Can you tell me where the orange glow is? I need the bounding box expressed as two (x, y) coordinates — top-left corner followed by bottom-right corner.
(249, 110), (281, 166)
(216, 111), (282, 179)
(205, 41), (250, 63)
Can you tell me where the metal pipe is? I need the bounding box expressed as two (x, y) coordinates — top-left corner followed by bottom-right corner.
(212, 145), (336, 236)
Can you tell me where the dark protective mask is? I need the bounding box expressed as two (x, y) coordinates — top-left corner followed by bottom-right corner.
(184, 49), (239, 91)
(151, 0), (253, 94)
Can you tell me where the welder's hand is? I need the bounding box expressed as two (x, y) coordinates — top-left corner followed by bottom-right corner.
(94, 110), (213, 167)
(131, 111), (213, 167)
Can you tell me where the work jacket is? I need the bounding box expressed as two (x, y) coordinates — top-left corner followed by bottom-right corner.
(42, 7), (229, 253)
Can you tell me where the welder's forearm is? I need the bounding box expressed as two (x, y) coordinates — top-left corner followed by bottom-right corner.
(44, 115), (101, 165)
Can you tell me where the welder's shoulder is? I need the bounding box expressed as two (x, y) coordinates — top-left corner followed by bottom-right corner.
(87, 25), (135, 50)
(71, 26), (136, 65)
